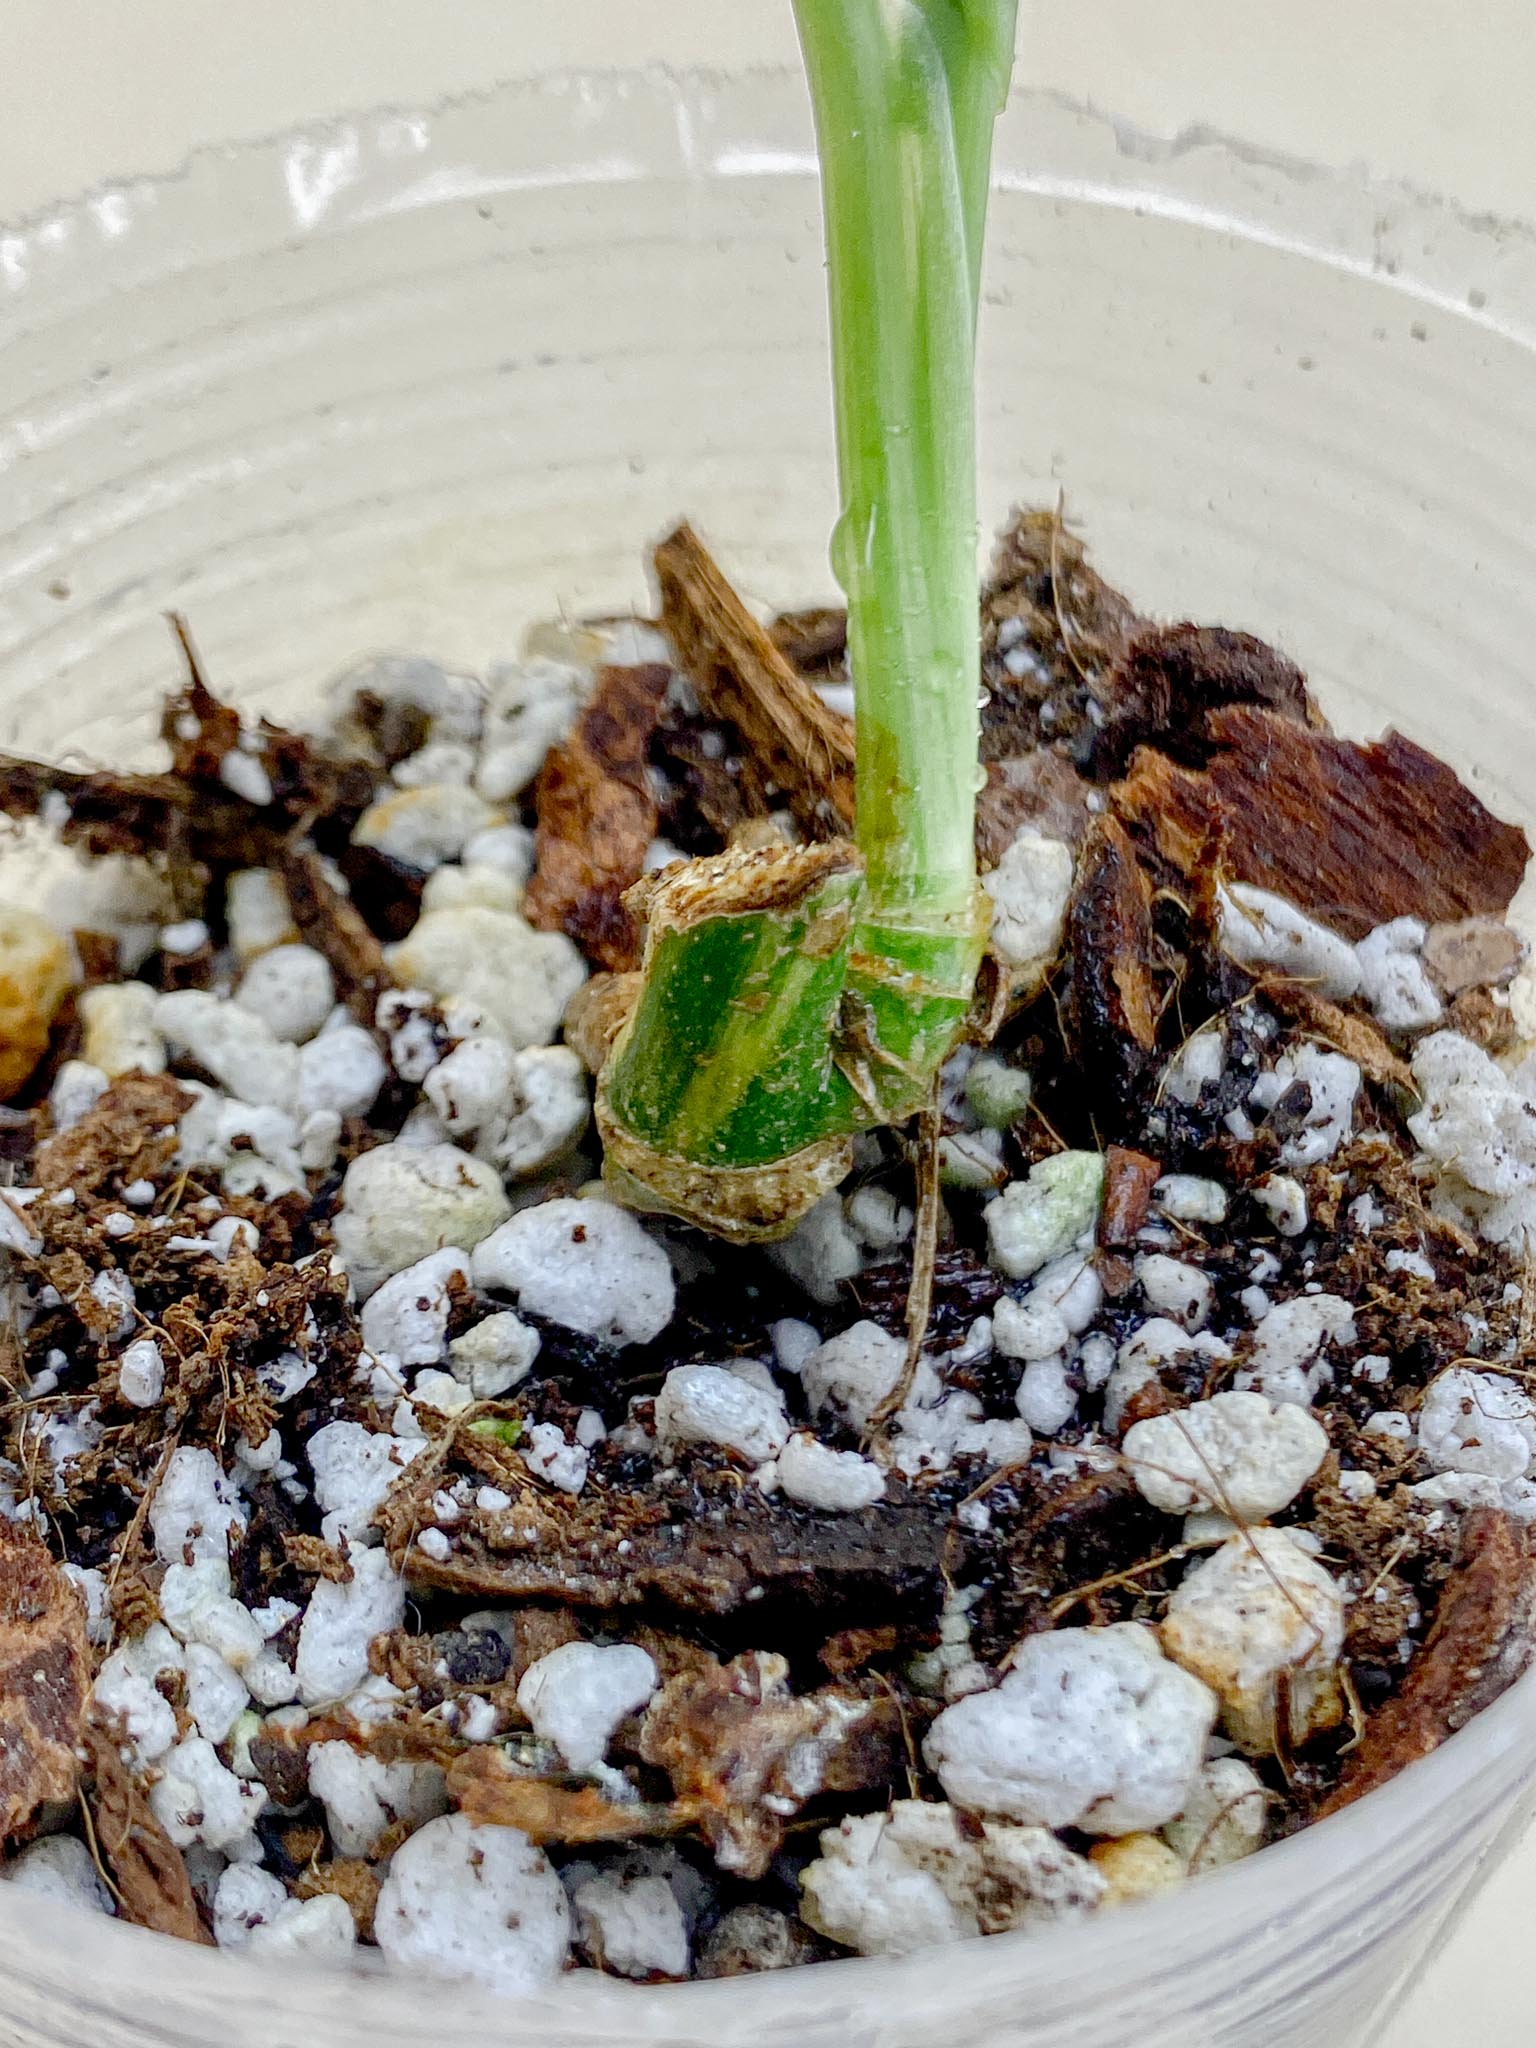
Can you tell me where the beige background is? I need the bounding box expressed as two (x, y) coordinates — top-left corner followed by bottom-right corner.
(2, 4), (1534, 2040)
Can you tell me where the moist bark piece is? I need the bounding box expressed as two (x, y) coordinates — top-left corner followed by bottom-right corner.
(83, 1715), (212, 1943)
(1113, 708), (1531, 940)
(1320, 1508), (1536, 1815)
(1066, 815), (1165, 1132)
(1099, 1145), (1163, 1248)
(524, 663), (673, 971)
(654, 523), (855, 837)
(381, 1465), (950, 1631)
(1087, 621), (1319, 779)
(0, 1526), (91, 1838)
(980, 508), (1144, 762)
(447, 1753), (680, 1847)
(638, 1652), (904, 1877)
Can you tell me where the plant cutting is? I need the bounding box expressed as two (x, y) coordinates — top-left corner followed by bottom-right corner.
(0, 2), (1535, 2021)
(596, 0), (1017, 1242)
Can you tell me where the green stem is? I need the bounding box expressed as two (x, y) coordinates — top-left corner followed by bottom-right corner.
(794, 0), (1016, 924)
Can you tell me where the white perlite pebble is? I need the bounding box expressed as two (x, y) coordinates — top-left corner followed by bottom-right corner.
(1218, 884), (1362, 1000)
(1161, 1528), (1345, 1754)
(423, 1035), (517, 1135)
(117, 1336), (165, 1408)
(448, 1311), (541, 1399)
(762, 1432), (886, 1512)
(656, 1363), (789, 1464)
(1015, 1356), (1078, 1436)
(214, 1864), (358, 1957)
(387, 905), (586, 1050)
(1123, 1392), (1329, 1520)
(981, 830), (1075, 984)
(986, 1152), (1105, 1280)
(79, 980), (166, 1078)
(226, 868), (298, 961)
(571, 1870), (690, 1979)
(420, 862), (524, 916)
(307, 1420), (425, 1546)
(1252, 1174), (1309, 1237)
(1154, 1175), (1228, 1224)
(993, 1254), (1099, 1361)
(1160, 1756), (1268, 1870)
(3, 1833), (115, 1915)
(1161, 1027), (1226, 1107)
(1264, 1045), (1361, 1168)
(150, 1735), (267, 1854)
(1103, 1320), (1232, 1436)
(1135, 1254), (1213, 1331)
(800, 1801), (1104, 1957)
(308, 1742), (448, 1857)
(1407, 1032), (1536, 1255)
(184, 1643), (250, 1745)
(925, 1623), (1215, 1835)
(768, 1193), (866, 1305)
(521, 1421), (590, 1494)
(471, 1198), (674, 1346)
(801, 1320), (906, 1430)
(158, 1558), (266, 1669)
(235, 945), (335, 1044)
(297, 1021), (388, 1120)
(332, 1142), (511, 1298)
(220, 748), (274, 808)
(213, 1864), (287, 1947)
(1245, 1294), (1356, 1406)
(474, 657), (591, 803)
(395, 740), (477, 789)
(91, 1626), (183, 1762)
(155, 989), (300, 1110)
(49, 1058), (110, 1130)
(462, 823), (535, 884)
(177, 1087), (303, 1195)
(149, 1448), (247, 1567)
(1356, 918), (1443, 1034)
(517, 1641), (659, 1771)
(360, 1248), (469, 1367)
(333, 652), (484, 749)
(1418, 1368), (1536, 1482)
(474, 1045), (590, 1179)
(295, 1548), (406, 1704)
(352, 784), (503, 873)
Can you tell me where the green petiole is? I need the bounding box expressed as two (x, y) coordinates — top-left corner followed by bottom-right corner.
(595, 0), (1017, 1240)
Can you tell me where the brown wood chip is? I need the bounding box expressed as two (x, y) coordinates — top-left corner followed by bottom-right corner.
(1099, 1145), (1162, 1247)
(1261, 983), (1415, 1093)
(278, 846), (389, 1020)
(1089, 621), (1320, 779)
(83, 1715), (212, 1943)
(1320, 1508), (1536, 1816)
(1066, 816), (1164, 1131)
(0, 1526), (91, 1839)
(1113, 708), (1530, 940)
(1422, 916), (1527, 999)
(524, 663), (672, 971)
(448, 1750), (685, 1845)
(654, 523), (855, 836)
(639, 1653), (903, 1878)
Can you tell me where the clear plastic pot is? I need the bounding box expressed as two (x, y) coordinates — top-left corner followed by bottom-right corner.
(2, 66), (1535, 2048)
